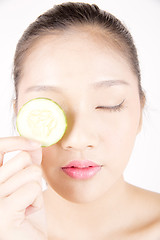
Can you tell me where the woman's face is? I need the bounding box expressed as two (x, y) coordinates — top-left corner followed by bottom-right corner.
(17, 29), (142, 203)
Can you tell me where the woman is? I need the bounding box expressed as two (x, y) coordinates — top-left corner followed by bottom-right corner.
(0, 2), (159, 239)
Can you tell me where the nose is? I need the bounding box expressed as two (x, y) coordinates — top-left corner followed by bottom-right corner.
(60, 113), (99, 151)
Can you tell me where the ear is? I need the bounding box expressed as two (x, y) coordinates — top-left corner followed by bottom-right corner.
(137, 91), (146, 134)
(12, 99), (18, 116)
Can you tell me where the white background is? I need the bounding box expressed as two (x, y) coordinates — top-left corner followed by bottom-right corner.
(0, 0), (160, 193)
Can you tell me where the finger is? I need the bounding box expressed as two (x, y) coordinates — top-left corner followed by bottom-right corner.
(0, 165), (42, 198)
(0, 136), (41, 155)
(26, 148), (42, 165)
(0, 151), (32, 184)
(6, 181), (43, 216)
(25, 193), (44, 216)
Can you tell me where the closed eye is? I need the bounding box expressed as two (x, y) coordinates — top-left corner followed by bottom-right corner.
(95, 99), (125, 112)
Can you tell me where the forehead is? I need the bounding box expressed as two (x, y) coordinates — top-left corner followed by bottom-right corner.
(20, 29), (137, 89)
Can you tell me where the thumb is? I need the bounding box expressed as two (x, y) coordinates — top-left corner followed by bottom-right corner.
(26, 147), (42, 165)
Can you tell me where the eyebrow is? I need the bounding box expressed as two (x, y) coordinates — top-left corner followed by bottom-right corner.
(25, 85), (62, 93)
(92, 80), (129, 88)
(25, 80), (129, 93)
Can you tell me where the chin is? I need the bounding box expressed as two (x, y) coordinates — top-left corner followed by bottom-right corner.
(60, 192), (100, 204)
(49, 179), (110, 204)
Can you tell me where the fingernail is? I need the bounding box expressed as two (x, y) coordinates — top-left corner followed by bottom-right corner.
(29, 149), (42, 165)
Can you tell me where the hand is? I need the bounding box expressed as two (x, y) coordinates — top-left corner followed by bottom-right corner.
(0, 136), (48, 240)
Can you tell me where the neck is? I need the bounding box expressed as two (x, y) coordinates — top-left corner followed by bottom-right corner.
(43, 176), (132, 238)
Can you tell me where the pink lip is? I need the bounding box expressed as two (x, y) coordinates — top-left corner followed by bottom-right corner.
(61, 160), (102, 179)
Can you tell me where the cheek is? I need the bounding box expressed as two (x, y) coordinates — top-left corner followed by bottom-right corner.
(41, 146), (60, 181)
(96, 106), (140, 166)
(97, 111), (139, 138)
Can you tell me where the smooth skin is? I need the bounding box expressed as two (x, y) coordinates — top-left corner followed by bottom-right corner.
(1, 26), (160, 239)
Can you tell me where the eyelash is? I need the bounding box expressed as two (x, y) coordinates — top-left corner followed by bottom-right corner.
(95, 99), (125, 112)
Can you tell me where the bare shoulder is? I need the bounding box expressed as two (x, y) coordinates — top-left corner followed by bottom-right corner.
(128, 183), (160, 210)
(126, 183), (160, 237)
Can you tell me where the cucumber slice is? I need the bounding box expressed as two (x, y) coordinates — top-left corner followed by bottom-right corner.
(16, 97), (67, 147)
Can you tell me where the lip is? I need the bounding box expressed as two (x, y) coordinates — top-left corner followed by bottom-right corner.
(62, 160), (100, 168)
(61, 160), (102, 179)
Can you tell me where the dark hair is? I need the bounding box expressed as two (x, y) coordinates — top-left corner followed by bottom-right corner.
(13, 1), (145, 109)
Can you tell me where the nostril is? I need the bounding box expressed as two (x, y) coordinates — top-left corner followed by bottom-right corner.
(87, 145), (93, 149)
(66, 146), (72, 150)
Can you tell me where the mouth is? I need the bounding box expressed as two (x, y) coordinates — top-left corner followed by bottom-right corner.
(61, 160), (102, 179)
